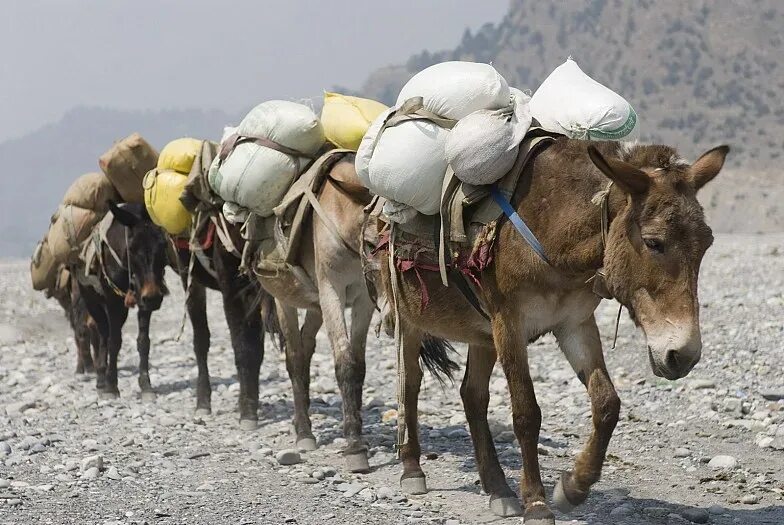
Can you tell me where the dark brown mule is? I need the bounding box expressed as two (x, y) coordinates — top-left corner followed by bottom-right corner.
(378, 138), (728, 524)
(171, 220), (271, 429)
(77, 202), (169, 399)
(52, 272), (99, 374)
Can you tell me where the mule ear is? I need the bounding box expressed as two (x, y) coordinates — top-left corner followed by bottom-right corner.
(588, 145), (650, 195)
(109, 201), (139, 228)
(689, 145), (729, 191)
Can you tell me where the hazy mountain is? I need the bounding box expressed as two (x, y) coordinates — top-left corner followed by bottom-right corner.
(0, 106), (241, 256)
(359, 0), (784, 170)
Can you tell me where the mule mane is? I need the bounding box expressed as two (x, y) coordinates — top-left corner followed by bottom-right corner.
(615, 142), (690, 173)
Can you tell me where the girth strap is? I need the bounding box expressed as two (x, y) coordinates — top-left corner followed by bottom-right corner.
(490, 185), (551, 265)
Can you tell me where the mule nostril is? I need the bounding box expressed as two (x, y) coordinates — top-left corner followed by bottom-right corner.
(665, 350), (680, 371)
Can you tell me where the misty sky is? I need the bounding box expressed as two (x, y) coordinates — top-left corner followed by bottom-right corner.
(0, 0), (508, 143)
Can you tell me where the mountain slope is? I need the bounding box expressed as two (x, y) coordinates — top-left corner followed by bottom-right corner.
(0, 106), (240, 256)
(359, 0), (784, 169)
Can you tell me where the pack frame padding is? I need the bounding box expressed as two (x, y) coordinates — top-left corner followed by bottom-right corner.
(241, 149), (354, 279)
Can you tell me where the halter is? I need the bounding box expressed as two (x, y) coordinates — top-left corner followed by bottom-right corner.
(588, 181), (623, 348)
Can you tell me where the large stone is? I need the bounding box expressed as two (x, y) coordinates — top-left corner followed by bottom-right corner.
(275, 449), (301, 466)
(681, 507), (710, 523)
(707, 455), (737, 470)
(80, 455), (104, 473)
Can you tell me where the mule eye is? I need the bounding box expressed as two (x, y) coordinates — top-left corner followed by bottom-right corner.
(644, 237), (665, 253)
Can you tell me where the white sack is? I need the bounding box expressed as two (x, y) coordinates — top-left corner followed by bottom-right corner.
(356, 103), (449, 216)
(208, 101), (325, 217)
(397, 61), (510, 120)
(446, 88), (532, 185)
(530, 58), (639, 140)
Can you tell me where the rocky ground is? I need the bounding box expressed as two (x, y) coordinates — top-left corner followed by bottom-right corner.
(0, 233), (782, 525)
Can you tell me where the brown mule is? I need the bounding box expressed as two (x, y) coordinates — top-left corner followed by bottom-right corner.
(377, 138), (728, 523)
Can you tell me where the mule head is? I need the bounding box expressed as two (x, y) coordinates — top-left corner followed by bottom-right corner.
(109, 201), (169, 311)
(588, 143), (729, 380)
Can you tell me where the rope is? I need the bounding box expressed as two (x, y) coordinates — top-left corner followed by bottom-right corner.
(590, 182), (623, 348)
(388, 223), (407, 457)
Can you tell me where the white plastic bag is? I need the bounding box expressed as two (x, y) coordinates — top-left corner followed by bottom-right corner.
(530, 58), (639, 140)
(446, 88), (532, 185)
(397, 61), (510, 120)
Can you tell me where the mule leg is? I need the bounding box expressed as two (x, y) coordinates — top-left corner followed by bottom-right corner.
(214, 248), (264, 430)
(398, 328), (426, 494)
(187, 282), (212, 415)
(462, 345), (523, 517)
(551, 315), (620, 512)
(492, 311), (554, 525)
(279, 302), (322, 451)
(317, 278), (369, 472)
(74, 325), (93, 374)
(136, 308), (156, 400)
(103, 302), (128, 398)
(80, 284), (110, 392)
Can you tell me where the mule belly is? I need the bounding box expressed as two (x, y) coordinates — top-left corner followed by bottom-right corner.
(258, 273), (320, 310)
(391, 267), (599, 345)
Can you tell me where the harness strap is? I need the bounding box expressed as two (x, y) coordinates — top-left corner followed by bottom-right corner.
(211, 213), (242, 258)
(490, 185), (551, 265)
(218, 133), (317, 164)
(387, 224), (407, 456)
(304, 186), (360, 257)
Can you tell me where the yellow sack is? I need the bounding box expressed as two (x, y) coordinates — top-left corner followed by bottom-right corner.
(143, 169), (192, 235)
(321, 92), (388, 150)
(157, 138), (203, 174)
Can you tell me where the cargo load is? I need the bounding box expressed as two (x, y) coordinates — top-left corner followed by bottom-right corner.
(62, 172), (119, 213)
(396, 61), (510, 120)
(30, 238), (59, 292)
(47, 204), (100, 264)
(157, 137), (203, 174)
(357, 61), (526, 216)
(208, 100), (325, 217)
(144, 169), (192, 235)
(99, 133), (159, 203)
(529, 58), (639, 140)
(320, 92), (388, 150)
(446, 88), (531, 185)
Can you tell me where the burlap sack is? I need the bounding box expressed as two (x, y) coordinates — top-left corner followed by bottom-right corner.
(48, 205), (100, 264)
(62, 172), (119, 212)
(30, 238), (59, 291)
(99, 133), (159, 203)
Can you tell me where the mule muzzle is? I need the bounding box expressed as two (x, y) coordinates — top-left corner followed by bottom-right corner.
(138, 282), (164, 311)
(647, 342), (701, 380)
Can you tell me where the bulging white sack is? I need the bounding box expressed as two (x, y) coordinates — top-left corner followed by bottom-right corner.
(530, 58), (639, 141)
(356, 104), (449, 216)
(208, 101), (325, 217)
(446, 88), (532, 185)
(397, 61), (510, 120)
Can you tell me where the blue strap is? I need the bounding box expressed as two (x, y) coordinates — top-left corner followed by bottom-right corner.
(490, 185), (550, 265)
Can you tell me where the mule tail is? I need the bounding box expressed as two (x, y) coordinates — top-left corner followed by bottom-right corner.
(259, 289), (286, 352)
(419, 334), (459, 385)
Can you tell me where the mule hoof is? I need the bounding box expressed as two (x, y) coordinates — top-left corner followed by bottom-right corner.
(141, 391), (157, 402)
(400, 474), (427, 495)
(296, 437), (318, 452)
(194, 408), (212, 417)
(489, 496), (523, 517)
(523, 504), (555, 525)
(98, 391), (120, 400)
(552, 471), (585, 513)
(345, 451), (370, 473)
(239, 419), (258, 431)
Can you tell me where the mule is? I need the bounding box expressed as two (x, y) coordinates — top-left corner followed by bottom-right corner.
(171, 221), (270, 429)
(52, 272), (98, 374)
(252, 154), (456, 472)
(77, 202), (169, 398)
(377, 138), (728, 523)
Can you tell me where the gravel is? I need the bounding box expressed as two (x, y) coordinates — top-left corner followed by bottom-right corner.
(0, 233), (782, 524)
